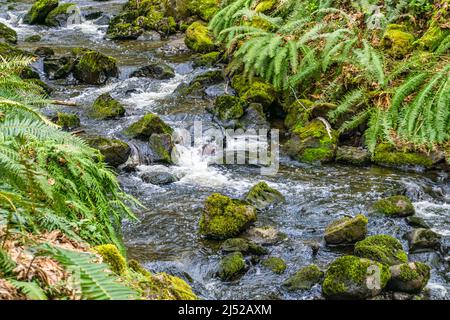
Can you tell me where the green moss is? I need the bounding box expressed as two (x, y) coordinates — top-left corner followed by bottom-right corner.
(24, 34), (41, 42)
(193, 51), (220, 67)
(283, 265), (324, 291)
(185, 21), (215, 53)
(389, 262), (430, 293)
(95, 244), (127, 275)
(192, 70), (223, 86)
(72, 48), (118, 85)
(24, 0), (59, 25)
(212, 95), (246, 121)
(374, 195), (415, 217)
(284, 99), (313, 129)
(199, 193), (257, 239)
(54, 112), (80, 129)
(45, 3), (75, 27)
(0, 42), (33, 59)
(354, 235), (408, 266)
(382, 24), (415, 58)
(84, 135), (131, 167)
(128, 259), (151, 277)
(124, 113), (173, 140)
(261, 257), (286, 274)
(220, 238), (268, 255)
(186, 0), (219, 21)
(372, 143), (434, 168)
(0, 22), (17, 44)
(324, 214), (368, 245)
(106, 12), (143, 40)
(148, 133), (174, 164)
(322, 255), (390, 299)
(240, 81), (276, 108)
(90, 93), (125, 119)
(245, 181), (285, 210)
(218, 252), (246, 281)
(255, 0), (277, 13)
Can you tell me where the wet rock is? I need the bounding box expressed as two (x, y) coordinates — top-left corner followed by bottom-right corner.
(90, 93), (125, 120)
(354, 235), (408, 266)
(388, 262), (430, 293)
(0, 22), (17, 44)
(239, 103), (269, 130)
(34, 47), (54, 57)
(283, 265), (324, 291)
(92, 14), (111, 26)
(406, 216), (430, 229)
(199, 193), (257, 240)
(185, 0), (220, 21)
(192, 70), (223, 87)
(374, 195), (415, 217)
(23, 0), (59, 25)
(243, 226), (286, 245)
(149, 133), (174, 164)
(261, 257), (286, 274)
(285, 119), (338, 164)
(283, 99), (312, 130)
(231, 75), (276, 109)
(382, 24), (415, 59)
(218, 252), (246, 281)
(84, 136), (131, 167)
(322, 255), (391, 299)
(245, 181), (285, 211)
(141, 171), (177, 185)
(106, 15), (143, 40)
(373, 143), (435, 169)
(220, 238), (267, 255)
(84, 11), (103, 21)
(124, 113), (173, 140)
(210, 95), (246, 122)
(185, 21), (215, 53)
(407, 228), (441, 252)
(193, 51), (220, 68)
(72, 48), (118, 85)
(156, 37), (189, 56)
(130, 62), (175, 80)
(52, 112), (80, 130)
(45, 3), (77, 27)
(43, 55), (74, 80)
(335, 146), (371, 166)
(174, 81), (206, 98)
(324, 214), (368, 245)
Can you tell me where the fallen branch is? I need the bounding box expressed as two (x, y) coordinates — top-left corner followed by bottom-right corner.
(51, 100), (78, 107)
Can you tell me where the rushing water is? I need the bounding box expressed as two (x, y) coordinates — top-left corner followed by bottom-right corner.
(3, 0), (449, 300)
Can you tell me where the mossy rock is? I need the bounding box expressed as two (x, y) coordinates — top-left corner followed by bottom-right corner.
(128, 259), (151, 277)
(130, 62), (175, 79)
(382, 24), (415, 58)
(283, 265), (324, 291)
(95, 244), (127, 275)
(45, 3), (77, 27)
(335, 146), (371, 166)
(43, 55), (74, 80)
(199, 193), (257, 240)
(90, 93), (126, 119)
(240, 80), (276, 109)
(283, 99), (312, 130)
(149, 133), (174, 164)
(84, 135), (131, 167)
(285, 119), (338, 164)
(374, 195), (415, 217)
(20, 66), (40, 80)
(185, 0), (220, 21)
(324, 214), (368, 245)
(185, 21), (215, 53)
(388, 262), (430, 293)
(261, 257), (286, 274)
(34, 46), (54, 57)
(72, 48), (118, 85)
(254, 0), (277, 13)
(193, 51), (220, 67)
(211, 95), (246, 121)
(373, 143), (434, 168)
(106, 18), (143, 40)
(354, 235), (408, 266)
(322, 255), (391, 299)
(0, 22), (17, 44)
(218, 252), (246, 281)
(191, 70), (223, 86)
(53, 112), (80, 129)
(406, 216), (430, 229)
(220, 238), (267, 255)
(137, 272), (198, 300)
(24, 34), (42, 42)
(407, 228), (441, 252)
(124, 113), (173, 140)
(23, 0), (59, 25)
(416, 23), (450, 51)
(245, 181), (285, 210)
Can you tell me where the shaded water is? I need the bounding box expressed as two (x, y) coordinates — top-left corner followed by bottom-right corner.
(3, 0), (449, 300)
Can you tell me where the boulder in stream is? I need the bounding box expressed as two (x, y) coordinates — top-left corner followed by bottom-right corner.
(199, 193), (257, 240)
(407, 228), (441, 252)
(84, 135), (131, 168)
(388, 262), (430, 293)
(124, 113), (173, 140)
(0, 22), (17, 44)
(90, 93), (126, 120)
(185, 21), (215, 53)
(335, 146), (371, 165)
(354, 234), (408, 266)
(261, 256), (286, 274)
(231, 75), (276, 109)
(130, 62), (175, 80)
(193, 51), (220, 67)
(283, 264), (324, 291)
(53, 112), (80, 130)
(141, 170), (178, 185)
(72, 48), (118, 85)
(23, 0), (59, 25)
(220, 238), (267, 255)
(217, 252), (246, 281)
(245, 181), (285, 210)
(374, 195), (415, 217)
(148, 133), (174, 164)
(324, 214), (368, 245)
(210, 95), (246, 122)
(45, 3), (78, 27)
(239, 103), (269, 130)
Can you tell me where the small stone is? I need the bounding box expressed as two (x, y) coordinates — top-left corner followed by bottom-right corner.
(218, 252), (246, 281)
(354, 234), (408, 266)
(324, 214), (368, 245)
(245, 181), (285, 210)
(388, 262), (430, 293)
(406, 216), (430, 229)
(374, 195), (415, 217)
(220, 238), (267, 255)
(407, 228), (441, 252)
(283, 265), (324, 291)
(261, 257), (286, 274)
(335, 146), (371, 165)
(141, 171), (177, 185)
(130, 62), (175, 80)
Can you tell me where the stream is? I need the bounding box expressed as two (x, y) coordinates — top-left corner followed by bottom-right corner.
(2, 0), (449, 300)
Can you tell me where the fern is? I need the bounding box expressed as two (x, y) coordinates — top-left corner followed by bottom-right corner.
(10, 280), (48, 300)
(0, 248), (16, 277)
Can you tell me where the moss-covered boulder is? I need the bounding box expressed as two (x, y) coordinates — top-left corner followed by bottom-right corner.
(0, 23), (17, 44)
(20, 66), (40, 80)
(218, 252), (246, 281)
(406, 216), (430, 229)
(220, 238), (267, 255)
(95, 244), (127, 275)
(245, 181), (285, 210)
(388, 262), (430, 293)
(210, 95), (246, 122)
(285, 119), (338, 163)
(199, 193), (257, 239)
(185, 21), (215, 53)
(53, 112), (80, 129)
(90, 93), (126, 119)
(322, 255), (391, 299)
(72, 48), (118, 85)
(24, 35), (42, 42)
(34, 46), (54, 57)
(193, 51), (220, 67)
(261, 257), (286, 274)
(192, 70), (223, 86)
(335, 146), (371, 166)
(354, 235), (408, 266)
(382, 24), (415, 58)
(24, 0), (59, 25)
(374, 195), (415, 217)
(372, 143), (434, 168)
(185, 0), (220, 21)
(130, 62), (175, 79)
(239, 102), (269, 130)
(43, 55), (74, 80)
(45, 3), (77, 27)
(416, 3), (449, 51)
(136, 271), (198, 300)
(149, 133), (174, 163)
(106, 16), (143, 40)
(407, 228), (441, 252)
(324, 214), (368, 245)
(283, 265), (324, 291)
(283, 99), (312, 130)
(124, 113), (173, 140)
(231, 75), (276, 109)
(84, 135), (131, 167)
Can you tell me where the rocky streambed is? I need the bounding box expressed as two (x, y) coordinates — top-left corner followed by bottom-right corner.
(1, 0), (449, 300)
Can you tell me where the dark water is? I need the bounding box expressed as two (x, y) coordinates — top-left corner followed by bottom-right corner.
(3, 0), (449, 300)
